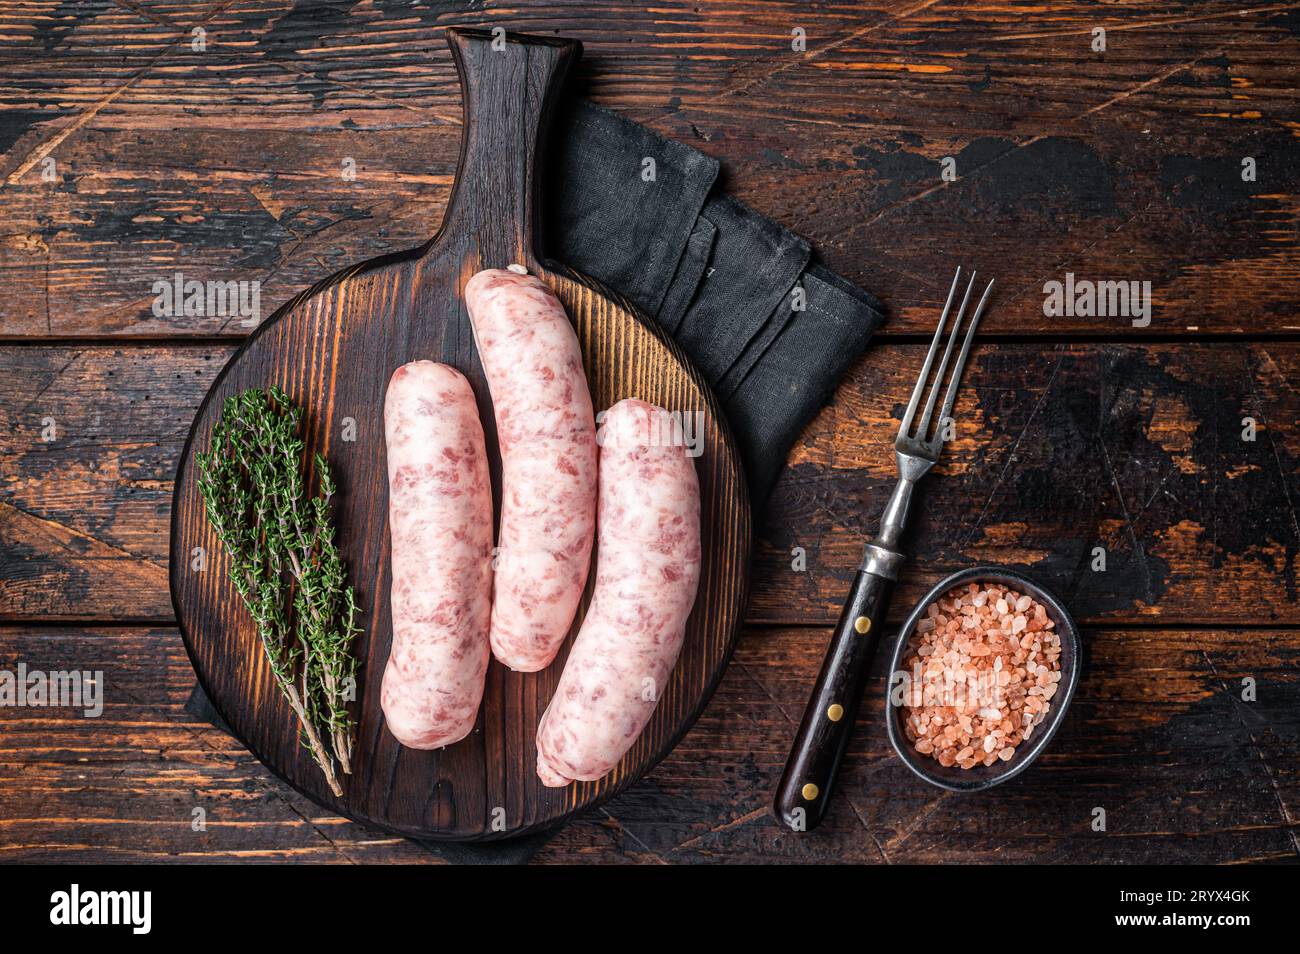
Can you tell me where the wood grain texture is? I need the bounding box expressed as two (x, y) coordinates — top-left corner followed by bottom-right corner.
(3, 624), (1297, 864)
(2, 1), (1299, 864)
(0, 2), (1297, 338)
(6, 342), (1294, 625)
(0, 626), (441, 863)
(168, 29), (750, 840)
(753, 340), (1300, 626)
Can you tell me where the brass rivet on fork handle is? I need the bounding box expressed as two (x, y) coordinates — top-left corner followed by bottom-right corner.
(773, 267), (994, 833)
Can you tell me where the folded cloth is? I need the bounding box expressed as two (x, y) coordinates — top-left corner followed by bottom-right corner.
(187, 96), (886, 863)
(548, 99), (886, 504)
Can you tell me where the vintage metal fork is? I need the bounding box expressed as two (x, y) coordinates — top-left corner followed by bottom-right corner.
(775, 266), (994, 831)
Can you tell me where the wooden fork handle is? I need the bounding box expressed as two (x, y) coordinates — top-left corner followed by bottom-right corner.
(775, 568), (894, 832)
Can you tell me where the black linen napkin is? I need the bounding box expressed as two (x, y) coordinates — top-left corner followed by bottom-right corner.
(185, 97), (886, 863)
(548, 99), (885, 503)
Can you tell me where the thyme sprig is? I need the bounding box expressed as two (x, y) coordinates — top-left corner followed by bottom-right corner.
(196, 386), (360, 796)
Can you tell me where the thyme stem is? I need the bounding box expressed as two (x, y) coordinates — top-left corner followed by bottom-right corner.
(196, 386), (360, 797)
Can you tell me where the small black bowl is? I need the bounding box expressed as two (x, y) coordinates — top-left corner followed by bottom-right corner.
(884, 566), (1080, 792)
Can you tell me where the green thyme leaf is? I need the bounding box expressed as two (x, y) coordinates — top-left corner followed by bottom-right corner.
(197, 387), (360, 796)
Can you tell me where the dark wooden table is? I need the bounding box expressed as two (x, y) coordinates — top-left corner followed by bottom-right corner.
(2, 1), (1298, 864)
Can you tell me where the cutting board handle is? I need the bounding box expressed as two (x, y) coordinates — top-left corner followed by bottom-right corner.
(441, 27), (581, 269)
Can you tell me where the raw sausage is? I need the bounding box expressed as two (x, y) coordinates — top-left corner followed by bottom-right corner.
(535, 398), (702, 786)
(465, 267), (597, 672)
(381, 361), (493, 749)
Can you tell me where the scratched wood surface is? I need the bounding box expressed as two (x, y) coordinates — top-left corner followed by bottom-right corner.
(1, 1), (1298, 863)
(2, 1), (1298, 339)
(5, 342), (1295, 626)
(2, 623), (1296, 863)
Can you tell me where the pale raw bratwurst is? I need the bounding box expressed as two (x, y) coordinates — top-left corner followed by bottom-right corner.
(535, 399), (702, 786)
(465, 267), (597, 672)
(381, 361), (494, 749)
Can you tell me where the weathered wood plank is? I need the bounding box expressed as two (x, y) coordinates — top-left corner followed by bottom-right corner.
(1, 2), (1296, 337)
(2, 624), (1296, 863)
(0, 346), (213, 620)
(0, 626), (441, 863)
(3, 0), (1298, 869)
(545, 625), (1300, 864)
(3, 342), (1295, 625)
(754, 339), (1300, 625)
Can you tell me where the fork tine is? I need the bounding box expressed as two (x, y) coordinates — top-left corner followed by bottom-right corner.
(935, 277), (994, 437)
(900, 266), (961, 439)
(913, 270), (977, 440)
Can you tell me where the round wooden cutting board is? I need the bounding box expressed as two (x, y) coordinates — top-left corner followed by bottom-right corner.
(169, 28), (751, 840)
